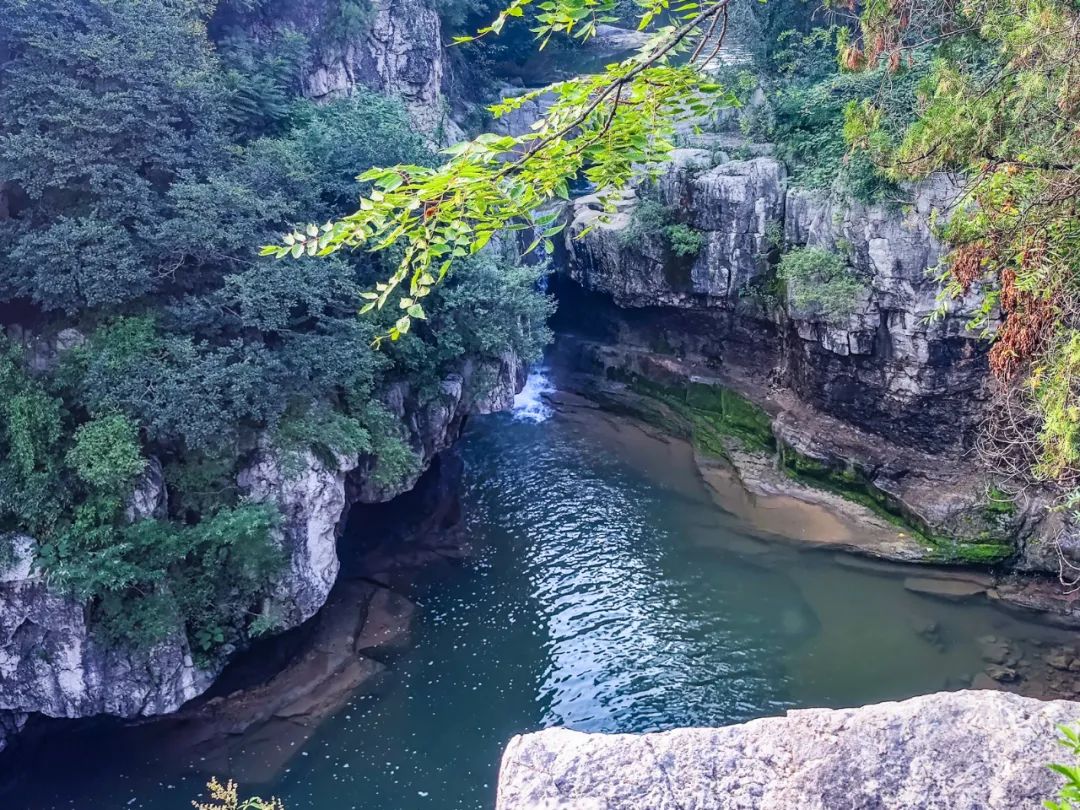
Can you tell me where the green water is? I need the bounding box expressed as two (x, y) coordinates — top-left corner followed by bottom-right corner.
(8, 383), (1072, 809)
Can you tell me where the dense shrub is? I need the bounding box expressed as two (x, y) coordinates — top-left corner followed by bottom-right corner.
(741, 28), (926, 204)
(618, 198), (705, 258)
(0, 0), (552, 656)
(777, 247), (866, 322)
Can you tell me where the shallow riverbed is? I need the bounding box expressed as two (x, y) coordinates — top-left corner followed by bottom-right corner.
(9, 373), (1076, 810)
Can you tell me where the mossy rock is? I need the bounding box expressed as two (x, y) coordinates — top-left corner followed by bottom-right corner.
(617, 373), (775, 456)
(779, 443), (1015, 565)
(596, 364), (1015, 566)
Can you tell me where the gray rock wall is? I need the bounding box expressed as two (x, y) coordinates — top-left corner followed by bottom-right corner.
(783, 176), (989, 452)
(497, 690), (1080, 810)
(242, 0), (458, 139)
(562, 151), (989, 453)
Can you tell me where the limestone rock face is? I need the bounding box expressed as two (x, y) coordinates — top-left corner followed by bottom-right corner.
(307, 0), (449, 132)
(0, 353), (523, 750)
(566, 154), (786, 309)
(783, 175), (989, 452)
(0, 536), (212, 752)
(563, 154), (987, 452)
(497, 690), (1080, 810)
(238, 448), (359, 628)
(124, 456), (168, 523)
(352, 353), (526, 503)
(245, 0), (456, 137)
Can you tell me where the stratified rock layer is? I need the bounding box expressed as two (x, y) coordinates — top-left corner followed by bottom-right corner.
(497, 690), (1080, 810)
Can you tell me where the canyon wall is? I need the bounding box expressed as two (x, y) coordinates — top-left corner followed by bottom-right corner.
(554, 138), (1071, 595)
(0, 354), (524, 752)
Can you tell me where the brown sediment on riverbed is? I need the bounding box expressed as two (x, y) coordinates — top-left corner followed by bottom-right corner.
(100, 455), (474, 785)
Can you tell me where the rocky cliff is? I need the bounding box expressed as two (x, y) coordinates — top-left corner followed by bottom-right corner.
(554, 139), (1072, 584)
(237, 0), (459, 138)
(496, 690), (1080, 809)
(0, 355), (524, 753)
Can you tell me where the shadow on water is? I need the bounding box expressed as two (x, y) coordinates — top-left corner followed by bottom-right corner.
(5, 378), (1079, 810)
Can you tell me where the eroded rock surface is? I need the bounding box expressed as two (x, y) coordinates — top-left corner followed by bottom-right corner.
(0, 536), (212, 753)
(554, 141), (1056, 575)
(240, 0), (456, 137)
(497, 691), (1080, 810)
(566, 153), (785, 309)
(783, 176), (988, 452)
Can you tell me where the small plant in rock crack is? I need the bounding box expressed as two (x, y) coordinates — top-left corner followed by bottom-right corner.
(1046, 723), (1080, 809)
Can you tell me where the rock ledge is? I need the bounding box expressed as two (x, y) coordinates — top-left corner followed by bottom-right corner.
(497, 690), (1080, 809)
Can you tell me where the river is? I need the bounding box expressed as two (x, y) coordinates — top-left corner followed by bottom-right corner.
(8, 372), (1075, 809)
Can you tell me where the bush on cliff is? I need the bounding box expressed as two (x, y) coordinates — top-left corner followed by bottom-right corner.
(777, 247), (866, 323)
(842, 0), (1080, 502)
(618, 198), (705, 258)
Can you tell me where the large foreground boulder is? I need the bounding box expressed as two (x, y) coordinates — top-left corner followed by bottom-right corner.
(497, 690), (1080, 809)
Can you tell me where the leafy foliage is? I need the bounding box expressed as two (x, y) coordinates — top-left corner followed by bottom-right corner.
(265, 0), (741, 344)
(777, 247), (866, 322)
(843, 0), (1080, 490)
(741, 26), (922, 203)
(195, 778), (285, 810)
(0, 0), (551, 657)
(66, 415), (146, 494)
(0, 0), (227, 313)
(1047, 723), (1080, 809)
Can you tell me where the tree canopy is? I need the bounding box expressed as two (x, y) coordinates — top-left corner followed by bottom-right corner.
(0, 0), (552, 655)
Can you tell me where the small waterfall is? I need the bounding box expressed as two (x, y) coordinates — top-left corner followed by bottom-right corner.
(512, 369), (555, 422)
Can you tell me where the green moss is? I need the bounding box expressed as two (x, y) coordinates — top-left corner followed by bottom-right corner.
(984, 486), (1018, 516)
(611, 372), (774, 457)
(778, 443), (1014, 565)
(600, 365), (1015, 566)
(933, 541), (1013, 565)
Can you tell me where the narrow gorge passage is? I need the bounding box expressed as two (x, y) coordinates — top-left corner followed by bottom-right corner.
(13, 371), (1079, 810)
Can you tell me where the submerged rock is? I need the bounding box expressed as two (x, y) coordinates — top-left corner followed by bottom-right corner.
(903, 576), (988, 602)
(497, 691), (1080, 810)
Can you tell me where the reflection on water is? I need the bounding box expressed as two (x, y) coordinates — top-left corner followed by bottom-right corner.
(7, 394), (1074, 810)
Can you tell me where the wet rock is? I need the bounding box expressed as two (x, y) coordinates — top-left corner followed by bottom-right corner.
(1045, 649), (1079, 671)
(497, 691), (1080, 810)
(985, 664), (1020, 684)
(911, 619), (945, 652)
(353, 586), (416, 654)
(903, 576), (988, 601)
(978, 636), (1012, 666)
(970, 673), (1002, 691)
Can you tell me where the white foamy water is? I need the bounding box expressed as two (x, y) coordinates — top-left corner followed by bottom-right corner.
(512, 370), (555, 422)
